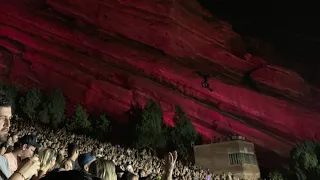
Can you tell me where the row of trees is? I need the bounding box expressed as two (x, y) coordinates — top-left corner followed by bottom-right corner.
(267, 140), (320, 180)
(132, 100), (200, 160)
(0, 84), (199, 161)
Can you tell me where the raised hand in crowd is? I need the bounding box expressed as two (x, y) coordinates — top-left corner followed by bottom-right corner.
(9, 156), (40, 180)
(162, 151), (177, 180)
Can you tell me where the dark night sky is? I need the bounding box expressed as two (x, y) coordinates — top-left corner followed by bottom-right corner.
(198, 1), (320, 57)
(198, 0), (320, 85)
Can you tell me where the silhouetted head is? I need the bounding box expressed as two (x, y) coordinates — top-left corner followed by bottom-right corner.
(121, 171), (139, 180)
(67, 143), (79, 159)
(40, 170), (101, 180)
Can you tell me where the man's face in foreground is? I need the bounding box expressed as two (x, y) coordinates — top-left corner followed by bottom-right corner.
(0, 106), (11, 142)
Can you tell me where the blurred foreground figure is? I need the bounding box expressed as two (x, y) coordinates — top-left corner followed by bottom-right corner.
(0, 94), (40, 180)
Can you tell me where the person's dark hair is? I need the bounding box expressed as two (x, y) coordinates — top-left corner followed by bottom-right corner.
(14, 135), (40, 149)
(115, 165), (123, 173)
(67, 143), (78, 157)
(91, 147), (98, 156)
(0, 93), (11, 107)
(121, 171), (137, 180)
(138, 169), (145, 177)
(40, 170), (101, 180)
(5, 145), (14, 153)
(14, 142), (26, 149)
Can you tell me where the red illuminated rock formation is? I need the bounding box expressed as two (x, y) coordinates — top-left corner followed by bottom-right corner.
(0, 0), (320, 165)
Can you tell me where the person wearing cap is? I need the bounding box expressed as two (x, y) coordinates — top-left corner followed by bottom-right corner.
(3, 135), (40, 174)
(77, 153), (96, 173)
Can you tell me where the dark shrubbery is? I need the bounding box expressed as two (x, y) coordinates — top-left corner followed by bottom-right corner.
(38, 107), (50, 125)
(268, 171), (284, 180)
(170, 105), (198, 161)
(290, 141), (320, 180)
(19, 88), (42, 121)
(94, 114), (111, 140)
(133, 99), (167, 150)
(46, 89), (66, 129)
(67, 104), (92, 134)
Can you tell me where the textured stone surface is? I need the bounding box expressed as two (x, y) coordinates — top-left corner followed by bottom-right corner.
(0, 0), (320, 165)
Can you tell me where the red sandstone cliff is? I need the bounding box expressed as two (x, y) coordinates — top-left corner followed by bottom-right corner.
(0, 0), (320, 165)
